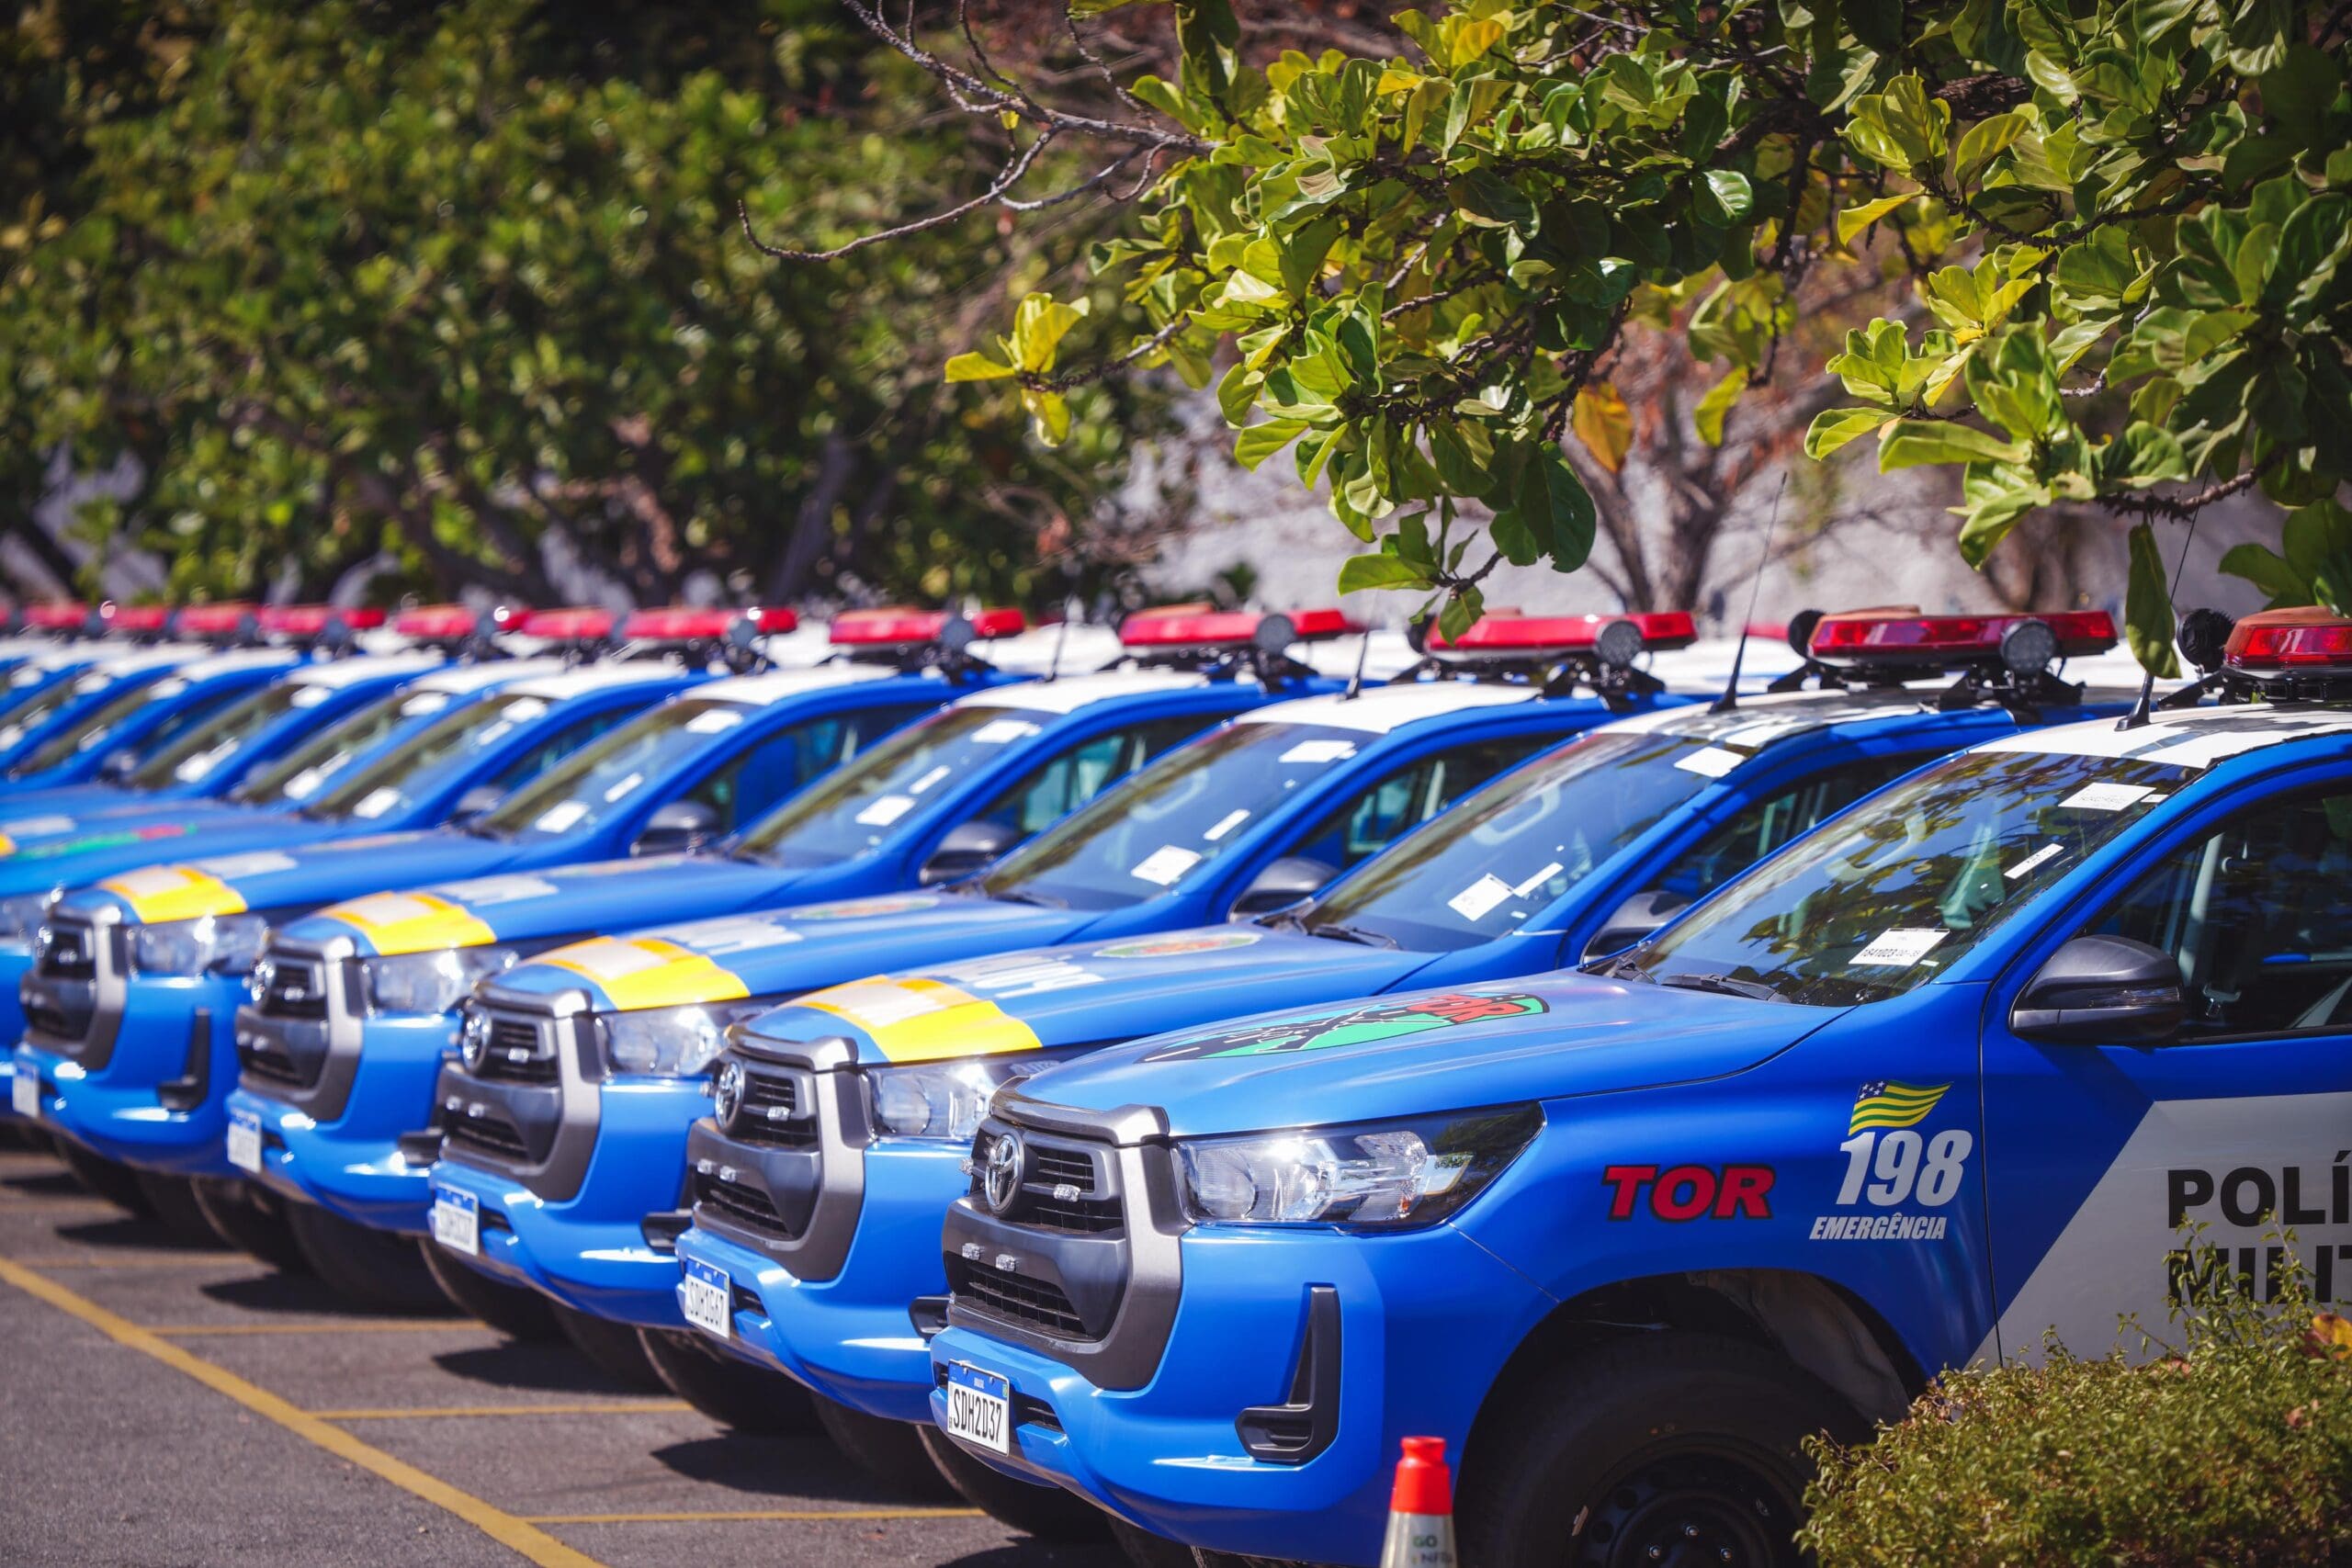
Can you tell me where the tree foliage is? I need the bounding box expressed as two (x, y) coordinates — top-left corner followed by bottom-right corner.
(854, 0), (2349, 658)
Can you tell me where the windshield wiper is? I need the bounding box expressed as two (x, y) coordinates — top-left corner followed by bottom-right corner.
(1659, 971), (1787, 1003)
(1585, 953), (1655, 983)
(1307, 920), (1400, 950)
(462, 818), (509, 840)
(990, 887), (1068, 908)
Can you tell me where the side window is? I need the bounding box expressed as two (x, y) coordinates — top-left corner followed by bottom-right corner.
(133, 687), (252, 761)
(2084, 787), (2352, 1038)
(1653, 751), (1931, 902)
(684, 710), (899, 831)
(970, 715), (1212, 838)
(483, 710), (629, 795)
(1293, 734), (1554, 872)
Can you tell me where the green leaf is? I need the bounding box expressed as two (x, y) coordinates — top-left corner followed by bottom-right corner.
(1695, 169), (1754, 226)
(1804, 406), (1896, 458)
(1009, 294), (1090, 373)
(1233, 418), (1309, 470)
(1336, 552), (1430, 592)
(1837, 193), (1916, 245)
(1498, 446), (1596, 571)
(2218, 541), (2312, 607)
(944, 353), (1015, 382)
(1952, 112), (2026, 186)
(1571, 384), (1633, 472)
(2124, 522), (2182, 678)
(1877, 419), (2030, 469)
(2282, 499), (2352, 614)
(1693, 368), (1747, 446)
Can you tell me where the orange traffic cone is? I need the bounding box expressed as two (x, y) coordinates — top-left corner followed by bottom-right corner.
(1379, 1436), (1457, 1568)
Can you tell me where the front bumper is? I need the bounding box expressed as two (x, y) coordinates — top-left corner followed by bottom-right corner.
(0, 946), (34, 1112)
(671, 1137), (967, 1424)
(428, 1077), (708, 1328)
(926, 1222), (1550, 1567)
(17, 970), (244, 1176)
(228, 1023), (456, 1234)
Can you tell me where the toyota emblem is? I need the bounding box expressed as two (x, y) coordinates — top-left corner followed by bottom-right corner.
(713, 1058), (745, 1134)
(458, 1006), (493, 1073)
(983, 1130), (1023, 1215)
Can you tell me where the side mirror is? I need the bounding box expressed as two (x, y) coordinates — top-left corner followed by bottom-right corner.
(631, 798), (721, 857)
(1231, 855), (1338, 917)
(98, 749), (138, 784)
(1581, 889), (1690, 964)
(919, 818), (1023, 886)
(450, 784), (503, 823)
(2009, 934), (2184, 1043)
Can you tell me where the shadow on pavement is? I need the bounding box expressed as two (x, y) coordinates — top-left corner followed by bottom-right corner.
(939, 1547), (1131, 1567)
(200, 1269), (461, 1318)
(433, 1339), (649, 1396)
(56, 1213), (227, 1251)
(651, 1432), (921, 1504)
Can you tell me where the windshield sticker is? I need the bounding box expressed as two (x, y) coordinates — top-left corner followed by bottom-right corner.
(2005, 842), (2064, 880)
(401, 693), (451, 716)
(798, 976), (1042, 1063)
(1139, 990), (1549, 1063)
(1674, 745), (1745, 779)
(1851, 929), (1950, 967)
(542, 936), (750, 1010)
(1447, 874), (1514, 921)
(686, 708), (744, 734)
(9, 669), (40, 687)
(532, 800), (590, 833)
(2059, 782), (2155, 812)
(1278, 738), (1357, 765)
(792, 895), (939, 920)
(1811, 1082), (1972, 1243)
(194, 851), (299, 880)
(435, 874), (561, 906)
(971, 717), (1041, 745)
(928, 952), (1106, 999)
(1092, 931), (1263, 959)
(175, 747), (229, 783)
(854, 794), (915, 827)
(1512, 862), (1566, 897)
(351, 786), (402, 819)
(669, 917), (803, 956)
(279, 767), (330, 800)
(289, 685), (332, 708)
(1203, 808), (1251, 841)
(97, 864), (248, 924)
(327, 891), (498, 955)
(2, 816), (75, 838)
(149, 678), (187, 699)
(910, 764), (953, 795)
(602, 772), (644, 804)
(1129, 845), (1203, 886)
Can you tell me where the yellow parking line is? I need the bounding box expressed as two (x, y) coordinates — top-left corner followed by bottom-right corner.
(0, 1255), (605, 1568)
(318, 1401), (692, 1420)
(148, 1319), (481, 1337)
(524, 1508), (982, 1524)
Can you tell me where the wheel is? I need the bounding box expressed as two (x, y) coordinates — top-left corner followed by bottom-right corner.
(919, 1422), (1111, 1541)
(285, 1201), (452, 1312)
(1106, 1517), (1209, 1568)
(549, 1301), (665, 1390)
(809, 1395), (957, 1500)
(1457, 1331), (1857, 1568)
(130, 1172), (231, 1247)
(638, 1327), (818, 1433)
(190, 1179), (311, 1271)
(54, 1140), (154, 1214)
(419, 1241), (560, 1340)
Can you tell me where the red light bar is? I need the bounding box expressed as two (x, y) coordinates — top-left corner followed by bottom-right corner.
(22, 603), (89, 631)
(260, 604), (388, 637)
(829, 607), (1027, 646)
(1808, 609), (2115, 663)
(2223, 606), (2352, 669)
(516, 607), (617, 642)
(103, 604), (172, 634)
(175, 603), (261, 637)
(393, 604), (479, 640)
(742, 606), (799, 635)
(1432, 611), (1700, 654)
(1119, 606), (1363, 648)
(624, 607), (738, 642)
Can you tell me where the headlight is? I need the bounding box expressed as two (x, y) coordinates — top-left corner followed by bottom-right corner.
(1173, 1105), (1543, 1230)
(129, 913), (272, 977)
(598, 1002), (768, 1077)
(363, 946), (520, 1015)
(0, 890), (57, 949)
(868, 1057), (1046, 1142)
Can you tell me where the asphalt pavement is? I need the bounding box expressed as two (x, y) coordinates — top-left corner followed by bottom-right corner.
(0, 1142), (1127, 1568)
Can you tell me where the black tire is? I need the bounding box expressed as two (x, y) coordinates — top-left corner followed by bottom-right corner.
(130, 1172), (232, 1247)
(54, 1140), (154, 1214)
(418, 1241), (561, 1340)
(1106, 1517), (1210, 1568)
(918, 1422), (1111, 1542)
(638, 1327), (819, 1433)
(1457, 1331), (1857, 1568)
(286, 1201), (452, 1312)
(190, 1178), (311, 1271)
(549, 1300), (665, 1390)
(809, 1395), (957, 1501)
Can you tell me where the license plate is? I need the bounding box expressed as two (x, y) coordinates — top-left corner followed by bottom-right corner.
(679, 1258), (731, 1340)
(430, 1187), (480, 1257)
(9, 1063), (35, 1120)
(944, 1361), (1012, 1455)
(226, 1107), (262, 1173)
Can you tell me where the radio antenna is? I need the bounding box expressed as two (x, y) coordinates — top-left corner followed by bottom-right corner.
(1344, 618), (1374, 700)
(1712, 474), (1789, 715)
(1045, 599), (1072, 683)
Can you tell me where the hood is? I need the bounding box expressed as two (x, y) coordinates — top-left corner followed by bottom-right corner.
(56, 829), (512, 927)
(0, 797), (253, 845)
(489, 892), (1087, 1012)
(0, 805), (299, 863)
(1015, 974), (1844, 1137)
(0, 812), (341, 900)
(741, 926), (1430, 1067)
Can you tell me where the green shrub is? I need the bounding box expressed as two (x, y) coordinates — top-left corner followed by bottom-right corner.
(1800, 1264), (2352, 1567)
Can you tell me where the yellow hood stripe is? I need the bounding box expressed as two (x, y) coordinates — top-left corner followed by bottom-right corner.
(541, 937), (751, 1011)
(0, 834), (15, 857)
(798, 976), (1040, 1065)
(326, 892), (497, 955)
(97, 865), (248, 924)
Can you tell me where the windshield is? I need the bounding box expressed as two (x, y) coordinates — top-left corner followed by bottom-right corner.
(7, 670), (175, 775)
(1306, 729), (1729, 951)
(477, 694), (744, 840)
(0, 667), (127, 759)
(233, 685), (458, 808)
(128, 681), (327, 791)
(301, 689), (553, 821)
(1620, 747), (2188, 1007)
(978, 720), (1373, 910)
(734, 704), (1056, 867)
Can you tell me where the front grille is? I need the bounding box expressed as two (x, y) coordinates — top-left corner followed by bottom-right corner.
(969, 1131), (1123, 1234)
(254, 956), (327, 1020)
(20, 995), (77, 1039)
(733, 1066), (814, 1147)
(473, 1016), (557, 1084)
(693, 1168), (792, 1240)
(950, 1260), (1090, 1338)
(445, 1103), (530, 1161)
(1032, 1148), (1095, 1190)
(33, 919), (95, 982)
(235, 1032), (308, 1089)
